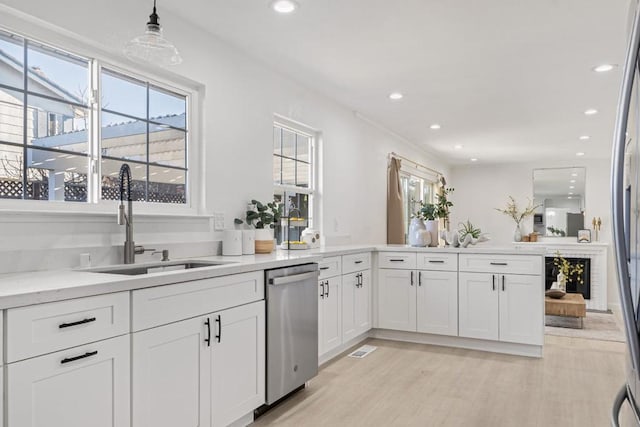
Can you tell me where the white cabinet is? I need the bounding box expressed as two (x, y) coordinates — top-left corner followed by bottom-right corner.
(416, 270), (458, 336)
(378, 269), (416, 331)
(458, 255), (543, 346)
(132, 301), (265, 427)
(7, 334), (130, 427)
(342, 269), (371, 342)
(318, 276), (342, 355)
(132, 316), (210, 427)
(211, 301), (265, 427)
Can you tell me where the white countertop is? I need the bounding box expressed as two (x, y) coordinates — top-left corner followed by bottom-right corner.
(0, 243), (544, 309)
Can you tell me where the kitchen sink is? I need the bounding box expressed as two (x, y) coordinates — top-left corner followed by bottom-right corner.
(88, 260), (237, 276)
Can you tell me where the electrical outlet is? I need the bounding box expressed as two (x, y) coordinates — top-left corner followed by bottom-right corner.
(213, 212), (225, 231)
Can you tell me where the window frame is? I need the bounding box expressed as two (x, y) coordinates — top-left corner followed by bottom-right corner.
(399, 164), (439, 243)
(273, 116), (318, 234)
(0, 17), (203, 217)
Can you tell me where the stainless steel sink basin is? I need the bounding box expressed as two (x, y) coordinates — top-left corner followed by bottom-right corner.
(88, 260), (236, 276)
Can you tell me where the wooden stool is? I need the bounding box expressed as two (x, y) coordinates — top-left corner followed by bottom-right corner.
(545, 293), (587, 329)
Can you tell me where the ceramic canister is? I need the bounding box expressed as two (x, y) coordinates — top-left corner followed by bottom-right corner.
(222, 229), (242, 256)
(242, 229), (255, 255)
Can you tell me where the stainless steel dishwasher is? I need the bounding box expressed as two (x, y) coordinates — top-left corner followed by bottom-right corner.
(264, 263), (319, 405)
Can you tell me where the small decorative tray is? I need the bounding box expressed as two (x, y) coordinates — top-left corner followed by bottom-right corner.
(280, 241), (310, 250)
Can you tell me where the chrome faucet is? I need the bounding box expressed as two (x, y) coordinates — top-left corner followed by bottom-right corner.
(118, 164), (156, 264)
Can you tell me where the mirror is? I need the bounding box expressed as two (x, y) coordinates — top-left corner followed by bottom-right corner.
(533, 167), (586, 237)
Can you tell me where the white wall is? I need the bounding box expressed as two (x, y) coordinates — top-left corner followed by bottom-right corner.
(449, 158), (618, 308)
(0, 2), (448, 273)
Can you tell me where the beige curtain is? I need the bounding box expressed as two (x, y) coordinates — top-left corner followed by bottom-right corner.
(387, 157), (405, 244)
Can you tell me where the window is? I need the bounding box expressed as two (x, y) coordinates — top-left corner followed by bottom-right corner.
(400, 172), (436, 242)
(0, 29), (189, 205)
(272, 121), (315, 244)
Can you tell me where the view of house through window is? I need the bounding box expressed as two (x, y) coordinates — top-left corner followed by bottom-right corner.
(0, 29), (189, 205)
(273, 122), (314, 244)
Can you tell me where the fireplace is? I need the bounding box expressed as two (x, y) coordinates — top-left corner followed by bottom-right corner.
(544, 257), (591, 299)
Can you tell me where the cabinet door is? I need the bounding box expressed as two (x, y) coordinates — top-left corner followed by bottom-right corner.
(342, 272), (358, 342)
(499, 274), (544, 345)
(320, 277), (342, 355)
(132, 317), (210, 427)
(8, 335), (130, 427)
(211, 301), (265, 427)
(378, 269), (416, 331)
(458, 272), (499, 340)
(355, 270), (372, 336)
(417, 270), (458, 336)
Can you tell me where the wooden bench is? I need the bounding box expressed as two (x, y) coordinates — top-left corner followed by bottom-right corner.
(545, 293), (587, 329)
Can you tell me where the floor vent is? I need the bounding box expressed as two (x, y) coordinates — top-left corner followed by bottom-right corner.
(348, 345), (377, 359)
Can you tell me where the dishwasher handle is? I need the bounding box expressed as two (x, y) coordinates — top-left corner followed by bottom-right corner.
(269, 271), (319, 286)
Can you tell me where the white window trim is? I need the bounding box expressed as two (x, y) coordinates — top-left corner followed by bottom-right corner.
(0, 5), (207, 218)
(273, 114), (319, 230)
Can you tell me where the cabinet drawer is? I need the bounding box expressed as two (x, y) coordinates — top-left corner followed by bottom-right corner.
(459, 254), (542, 275)
(6, 292), (129, 363)
(342, 252), (371, 274)
(132, 271), (264, 332)
(378, 252), (417, 270)
(416, 253), (458, 271)
(318, 256), (342, 279)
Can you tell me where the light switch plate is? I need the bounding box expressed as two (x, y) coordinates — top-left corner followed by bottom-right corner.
(213, 213), (225, 231)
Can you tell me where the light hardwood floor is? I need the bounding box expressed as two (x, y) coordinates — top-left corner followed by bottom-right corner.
(254, 336), (632, 426)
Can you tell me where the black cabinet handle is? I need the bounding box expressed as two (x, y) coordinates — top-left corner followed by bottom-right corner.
(502, 275), (505, 291)
(490, 262), (508, 266)
(492, 275), (496, 291)
(59, 317), (96, 329)
(204, 318), (211, 347)
(410, 271), (414, 286)
(390, 259), (405, 262)
(326, 281), (330, 298)
(320, 266), (330, 270)
(357, 273), (362, 288)
(355, 260), (363, 264)
(215, 315), (222, 343)
(61, 350), (98, 364)
(428, 260), (445, 264)
(320, 281), (325, 299)
(418, 271), (422, 286)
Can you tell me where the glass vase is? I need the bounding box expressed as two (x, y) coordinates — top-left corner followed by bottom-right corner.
(514, 224), (522, 242)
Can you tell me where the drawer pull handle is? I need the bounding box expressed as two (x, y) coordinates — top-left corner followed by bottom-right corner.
(490, 262), (508, 266)
(389, 259), (405, 262)
(215, 315), (222, 343)
(320, 267), (330, 270)
(355, 260), (363, 264)
(204, 318), (211, 347)
(428, 260), (445, 264)
(61, 350), (98, 364)
(59, 317), (96, 329)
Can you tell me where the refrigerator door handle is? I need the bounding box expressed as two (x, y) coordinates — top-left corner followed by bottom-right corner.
(612, 0), (640, 376)
(611, 384), (640, 427)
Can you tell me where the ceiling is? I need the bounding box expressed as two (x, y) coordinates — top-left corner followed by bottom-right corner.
(164, 0), (631, 165)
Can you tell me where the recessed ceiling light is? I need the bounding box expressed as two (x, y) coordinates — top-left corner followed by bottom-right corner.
(569, 186), (575, 189)
(470, 158), (478, 162)
(454, 144), (463, 150)
(568, 196), (573, 199)
(430, 124), (441, 130)
(584, 109), (598, 116)
(389, 92), (403, 100)
(570, 180), (576, 183)
(571, 173), (578, 177)
(576, 152), (585, 156)
(271, 0), (298, 14)
(593, 64), (616, 73)
(569, 192), (574, 195)
(579, 135), (590, 141)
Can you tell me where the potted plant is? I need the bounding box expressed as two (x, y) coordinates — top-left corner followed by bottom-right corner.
(435, 186), (454, 231)
(553, 251), (584, 292)
(420, 202), (439, 247)
(408, 199), (430, 247)
(495, 196), (541, 242)
(235, 199), (282, 254)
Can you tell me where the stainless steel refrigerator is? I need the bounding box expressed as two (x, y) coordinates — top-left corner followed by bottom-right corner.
(612, 0), (640, 425)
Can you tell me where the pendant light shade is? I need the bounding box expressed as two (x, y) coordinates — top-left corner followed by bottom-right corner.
(124, 0), (182, 66)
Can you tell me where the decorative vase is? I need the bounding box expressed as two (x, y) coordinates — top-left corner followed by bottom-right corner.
(255, 228), (275, 254)
(514, 224), (522, 242)
(408, 218), (429, 247)
(557, 272), (567, 292)
(424, 220), (439, 247)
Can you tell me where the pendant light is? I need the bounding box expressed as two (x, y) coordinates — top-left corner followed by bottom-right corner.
(124, 0), (182, 66)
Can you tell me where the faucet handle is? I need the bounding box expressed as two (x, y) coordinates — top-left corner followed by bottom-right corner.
(134, 245), (156, 255)
(152, 249), (170, 262)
